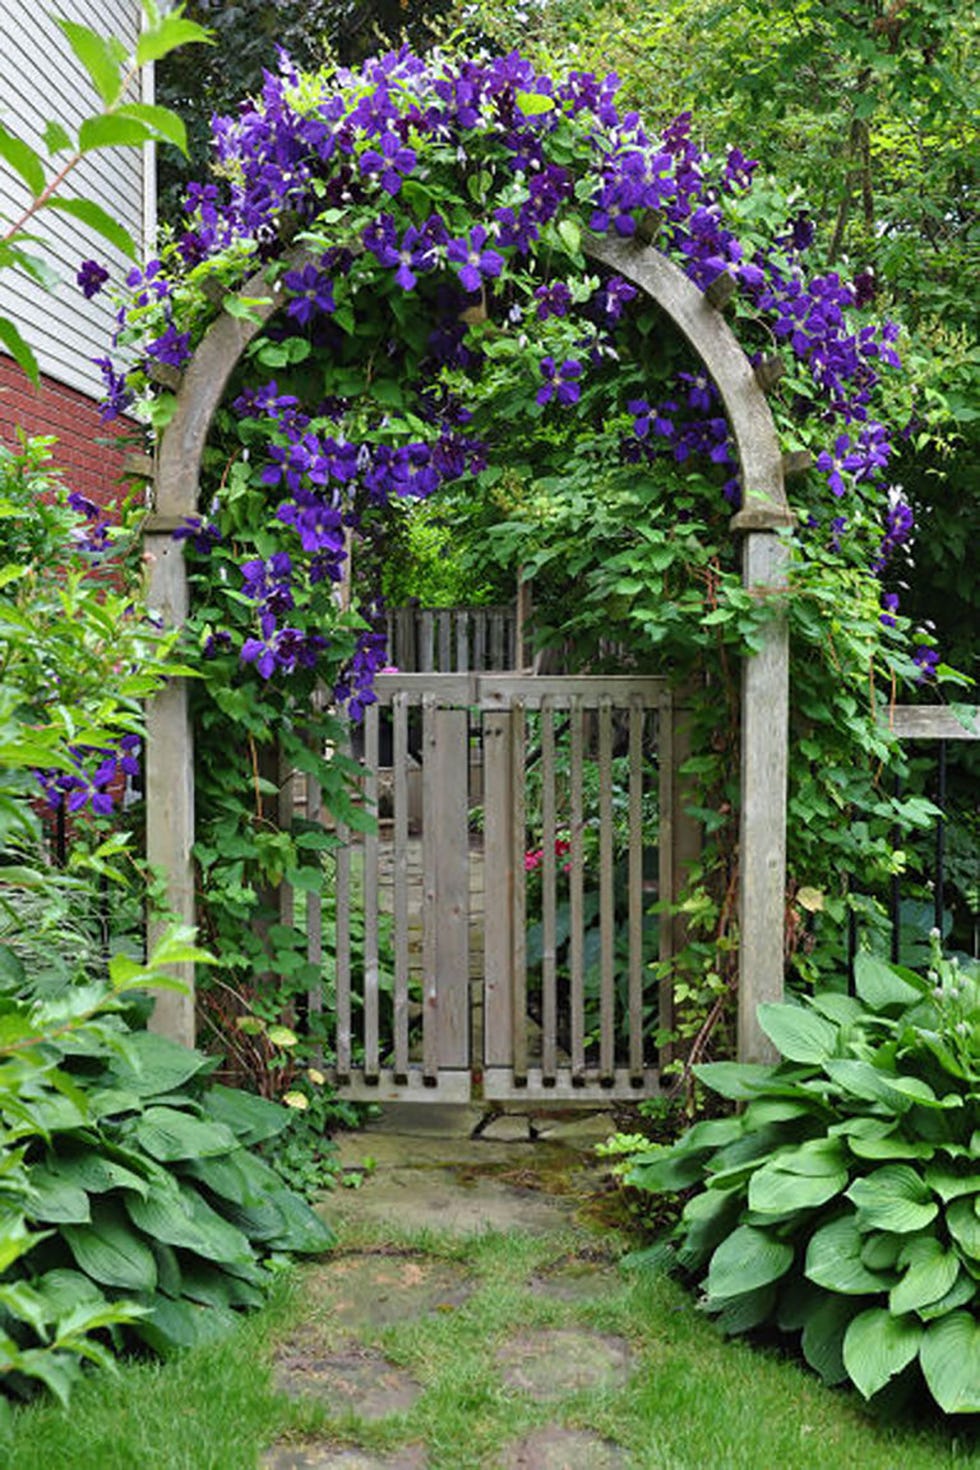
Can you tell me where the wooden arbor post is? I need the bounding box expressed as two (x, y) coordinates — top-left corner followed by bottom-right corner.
(587, 239), (793, 1064)
(146, 239), (792, 1062)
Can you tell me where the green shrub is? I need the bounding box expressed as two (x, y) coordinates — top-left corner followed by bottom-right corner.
(0, 932), (334, 1410)
(624, 944), (979, 1415)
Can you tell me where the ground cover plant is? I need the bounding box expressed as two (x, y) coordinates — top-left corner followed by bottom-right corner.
(89, 40), (969, 1084)
(623, 944), (980, 1417)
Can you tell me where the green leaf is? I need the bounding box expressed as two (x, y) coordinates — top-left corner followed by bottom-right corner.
(56, 20), (126, 106)
(924, 1161), (980, 1202)
(805, 1214), (893, 1294)
(710, 1283), (778, 1335)
(692, 1061), (779, 1099)
(25, 1167), (91, 1224)
(42, 120), (73, 154)
(134, 1294), (236, 1355)
(136, 12), (214, 65)
(0, 125), (45, 196)
(132, 1107), (238, 1162)
(853, 951), (923, 1009)
(917, 1271), (977, 1322)
(107, 1029), (212, 1097)
(116, 102), (188, 153)
(706, 1225), (794, 1299)
(757, 1003), (838, 1063)
(801, 1292), (862, 1385)
(843, 1307), (921, 1400)
(200, 1084), (288, 1145)
(748, 1143), (848, 1216)
(946, 1197), (980, 1263)
(516, 90), (555, 116)
(78, 115), (153, 152)
(44, 198), (136, 259)
(62, 1201), (157, 1291)
(0, 317), (40, 383)
(890, 1236), (961, 1315)
(847, 1166), (939, 1234)
(919, 1313), (980, 1413)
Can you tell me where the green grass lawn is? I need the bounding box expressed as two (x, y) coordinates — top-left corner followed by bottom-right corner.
(4, 1218), (974, 1470)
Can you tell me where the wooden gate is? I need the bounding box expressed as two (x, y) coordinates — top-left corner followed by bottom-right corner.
(324, 673), (684, 1103)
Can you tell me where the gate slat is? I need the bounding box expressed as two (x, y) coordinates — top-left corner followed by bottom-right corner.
(658, 689), (675, 1070)
(569, 696), (585, 1079)
(483, 712), (512, 1069)
(421, 695), (439, 1081)
(393, 691), (410, 1080)
(420, 610), (434, 672)
(455, 609), (469, 673)
(628, 695), (645, 1079)
(437, 611), (452, 671)
(511, 698), (528, 1082)
(598, 695), (615, 1080)
(363, 703), (380, 1078)
(541, 698), (557, 1081)
(335, 716), (352, 1079)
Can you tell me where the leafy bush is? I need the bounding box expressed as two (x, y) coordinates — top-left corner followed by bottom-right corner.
(0, 932), (334, 1410)
(624, 945), (979, 1415)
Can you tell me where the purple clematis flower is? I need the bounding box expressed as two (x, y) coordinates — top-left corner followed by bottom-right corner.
(537, 356), (583, 407)
(447, 226), (504, 293)
(77, 259), (109, 298)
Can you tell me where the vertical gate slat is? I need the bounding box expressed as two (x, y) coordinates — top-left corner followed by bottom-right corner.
(483, 711), (512, 1070)
(420, 611), (435, 673)
(421, 694), (439, 1081)
(362, 704), (380, 1078)
(628, 695), (645, 1079)
(335, 715), (352, 1079)
(598, 695), (615, 1080)
(434, 704), (470, 1069)
(305, 763), (323, 1050)
(392, 691), (410, 1080)
(511, 698), (527, 1082)
(490, 610), (504, 671)
(541, 698), (557, 1081)
(437, 611), (451, 671)
(657, 690), (675, 1071)
(455, 610), (470, 672)
(569, 696), (585, 1079)
(474, 611), (486, 672)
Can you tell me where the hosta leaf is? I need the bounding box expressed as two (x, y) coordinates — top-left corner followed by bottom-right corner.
(860, 1232), (903, 1271)
(757, 1003), (838, 1063)
(924, 1162), (980, 1202)
(847, 1166), (939, 1233)
(35, 1269), (104, 1321)
(691, 1061), (779, 1099)
(919, 1312), (980, 1413)
(133, 1295), (237, 1355)
(740, 1098), (813, 1126)
(917, 1271), (976, 1321)
(627, 1143), (711, 1194)
(25, 1168), (91, 1224)
(709, 1283), (778, 1335)
(748, 1164), (847, 1215)
(824, 1059), (911, 1108)
(201, 1084), (288, 1144)
(848, 1129), (935, 1162)
(809, 992), (865, 1027)
(801, 1292), (862, 1385)
(946, 1198), (980, 1263)
(63, 1201), (157, 1291)
(853, 952), (923, 1010)
(706, 1225), (794, 1300)
(108, 1031), (212, 1097)
(132, 1107), (238, 1162)
(805, 1214), (894, 1294)
(843, 1307), (921, 1400)
(677, 1187), (742, 1271)
(262, 1186), (335, 1255)
(890, 1237), (961, 1315)
(47, 1149), (148, 1198)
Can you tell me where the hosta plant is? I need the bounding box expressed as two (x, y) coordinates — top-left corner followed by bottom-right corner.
(625, 942), (979, 1415)
(0, 931), (334, 1411)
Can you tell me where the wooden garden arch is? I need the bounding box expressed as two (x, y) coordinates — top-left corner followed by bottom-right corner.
(142, 235), (794, 1065)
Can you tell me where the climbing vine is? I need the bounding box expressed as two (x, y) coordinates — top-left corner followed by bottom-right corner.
(93, 47), (965, 1079)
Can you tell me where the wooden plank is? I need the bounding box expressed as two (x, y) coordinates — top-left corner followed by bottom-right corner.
(392, 691), (410, 1080)
(374, 672), (474, 706)
(362, 704), (380, 1078)
(540, 698), (557, 1081)
(881, 706), (980, 741)
(483, 1067), (658, 1102)
(738, 533), (789, 1063)
(455, 609), (470, 672)
(628, 695), (645, 1079)
(511, 699), (528, 1081)
(420, 610), (435, 672)
(478, 674), (666, 710)
(434, 707), (470, 1068)
(334, 1068), (472, 1103)
(657, 690), (675, 1071)
(421, 695), (439, 1081)
(305, 764), (323, 1040)
(437, 611), (452, 671)
(334, 716), (352, 1079)
(474, 611), (487, 672)
(490, 609), (504, 670)
(482, 712), (513, 1069)
(598, 695), (615, 1079)
(569, 697), (585, 1079)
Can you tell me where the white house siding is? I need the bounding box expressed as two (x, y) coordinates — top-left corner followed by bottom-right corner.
(0, 0), (152, 398)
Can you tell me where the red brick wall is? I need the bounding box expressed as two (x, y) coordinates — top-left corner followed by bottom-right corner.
(0, 359), (140, 513)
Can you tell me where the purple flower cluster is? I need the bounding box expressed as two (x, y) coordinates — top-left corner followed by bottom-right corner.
(35, 735), (140, 817)
(537, 356), (583, 407)
(77, 258), (109, 299)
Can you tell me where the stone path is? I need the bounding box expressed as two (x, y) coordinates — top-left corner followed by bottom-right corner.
(260, 1104), (636, 1470)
